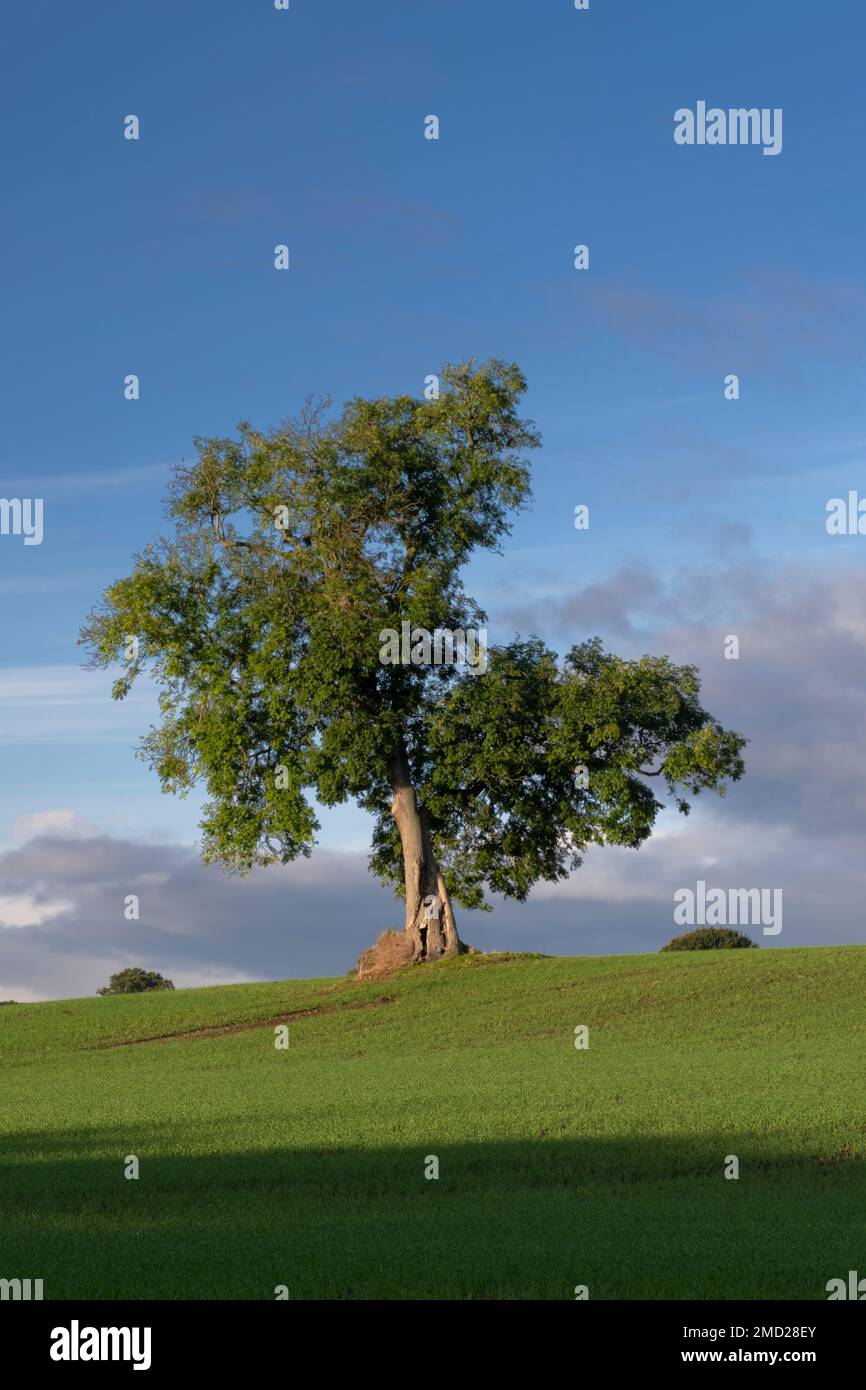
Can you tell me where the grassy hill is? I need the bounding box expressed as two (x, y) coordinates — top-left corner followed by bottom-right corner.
(2, 945), (865, 1300)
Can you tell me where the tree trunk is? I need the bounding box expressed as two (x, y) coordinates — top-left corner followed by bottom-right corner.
(389, 744), (464, 962)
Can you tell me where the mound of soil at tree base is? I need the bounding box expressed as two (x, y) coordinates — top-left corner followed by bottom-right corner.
(356, 929), (414, 981)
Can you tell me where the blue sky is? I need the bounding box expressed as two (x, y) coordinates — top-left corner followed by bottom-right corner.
(2, 0), (866, 998)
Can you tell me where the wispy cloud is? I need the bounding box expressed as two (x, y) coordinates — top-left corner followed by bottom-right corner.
(0, 666), (156, 742)
(2, 463), (171, 499)
(532, 269), (866, 382)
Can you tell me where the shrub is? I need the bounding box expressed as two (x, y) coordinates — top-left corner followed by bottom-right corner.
(661, 927), (757, 952)
(97, 967), (175, 995)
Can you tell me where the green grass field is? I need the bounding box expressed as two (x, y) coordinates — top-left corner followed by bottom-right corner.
(2, 945), (865, 1300)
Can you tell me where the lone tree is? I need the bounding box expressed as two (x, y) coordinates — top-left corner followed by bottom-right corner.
(81, 360), (745, 964)
(97, 967), (175, 995)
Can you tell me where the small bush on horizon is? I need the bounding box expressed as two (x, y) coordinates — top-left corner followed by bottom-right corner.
(661, 927), (758, 952)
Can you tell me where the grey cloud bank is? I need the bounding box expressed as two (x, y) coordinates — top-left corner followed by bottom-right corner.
(0, 807), (862, 1002)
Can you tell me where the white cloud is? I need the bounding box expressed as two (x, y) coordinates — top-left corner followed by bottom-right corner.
(12, 810), (95, 841)
(533, 812), (783, 903)
(0, 984), (48, 1003)
(0, 894), (75, 928)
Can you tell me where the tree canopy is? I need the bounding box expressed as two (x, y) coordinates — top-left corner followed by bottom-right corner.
(81, 359), (746, 958)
